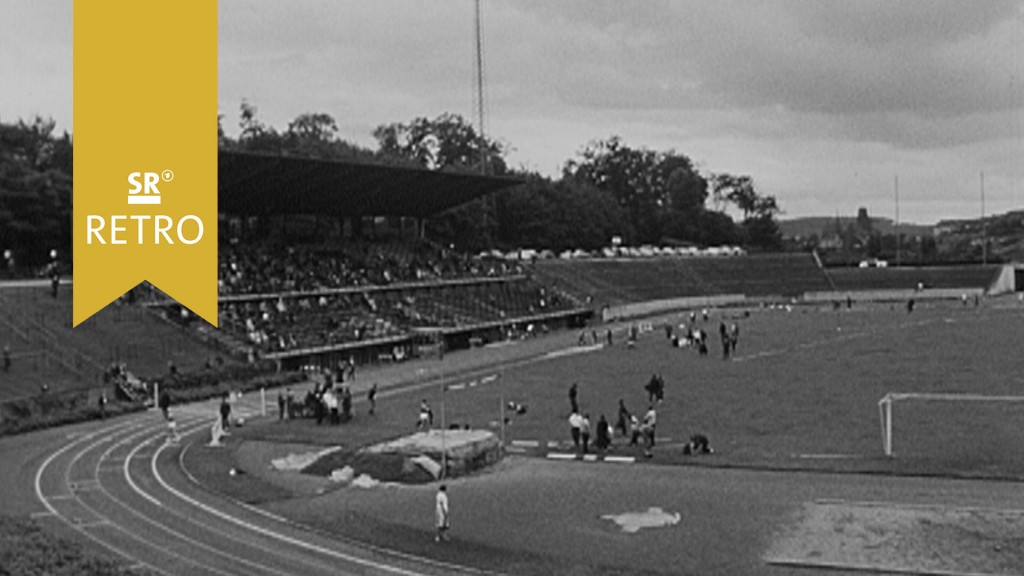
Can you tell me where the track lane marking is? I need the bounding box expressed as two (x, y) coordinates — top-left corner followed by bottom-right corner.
(34, 418), (172, 576)
(100, 420), (299, 576)
(151, 435), (435, 576)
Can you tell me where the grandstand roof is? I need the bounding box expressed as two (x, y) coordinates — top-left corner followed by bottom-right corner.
(219, 150), (523, 218)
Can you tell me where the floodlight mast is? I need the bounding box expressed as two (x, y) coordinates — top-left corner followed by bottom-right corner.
(981, 171), (987, 265)
(475, 0), (486, 175)
(894, 175), (900, 268)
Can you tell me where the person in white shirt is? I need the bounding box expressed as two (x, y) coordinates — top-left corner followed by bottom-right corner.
(579, 414), (592, 455)
(642, 405), (658, 457)
(435, 485), (450, 542)
(568, 412), (582, 450)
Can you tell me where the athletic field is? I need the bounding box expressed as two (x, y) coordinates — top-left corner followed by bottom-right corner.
(423, 297), (1024, 479)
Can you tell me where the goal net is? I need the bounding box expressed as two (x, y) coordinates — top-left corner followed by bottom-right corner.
(878, 393), (1024, 465)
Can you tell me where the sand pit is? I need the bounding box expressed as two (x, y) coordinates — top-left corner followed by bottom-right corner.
(765, 501), (1024, 575)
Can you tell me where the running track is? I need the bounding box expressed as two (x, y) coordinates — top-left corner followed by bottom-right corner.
(25, 398), (486, 576)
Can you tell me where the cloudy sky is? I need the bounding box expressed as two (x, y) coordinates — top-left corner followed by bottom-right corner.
(2, 1), (1022, 224)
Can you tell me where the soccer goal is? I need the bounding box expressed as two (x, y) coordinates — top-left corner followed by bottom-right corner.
(878, 392), (1024, 457)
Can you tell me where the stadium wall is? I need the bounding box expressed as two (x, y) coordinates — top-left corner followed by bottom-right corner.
(803, 287), (984, 303)
(601, 294), (746, 322)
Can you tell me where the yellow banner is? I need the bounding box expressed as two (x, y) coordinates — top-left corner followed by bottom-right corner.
(74, 0), (218, 326)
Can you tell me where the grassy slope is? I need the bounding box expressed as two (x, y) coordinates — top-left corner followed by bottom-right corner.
(0, 285), (218, 401)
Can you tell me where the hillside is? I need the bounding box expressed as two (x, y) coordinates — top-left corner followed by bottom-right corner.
(935, 210), (1024, 262)
(779, 216), (932, 239)
(0, 285), (220, 401)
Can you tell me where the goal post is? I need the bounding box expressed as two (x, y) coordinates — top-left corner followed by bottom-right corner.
(878, 392), (1024, 457)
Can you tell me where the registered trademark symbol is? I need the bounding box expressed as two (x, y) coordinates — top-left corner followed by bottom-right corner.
(161, 170), (174, 182)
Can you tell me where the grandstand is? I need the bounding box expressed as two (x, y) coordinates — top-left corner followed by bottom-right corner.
(160, 151), (592, 369)
(826, 265), (1003, 293)
(533, 253), (832, 307)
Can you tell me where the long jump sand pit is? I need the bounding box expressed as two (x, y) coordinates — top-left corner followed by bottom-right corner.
(765, 500), (1024, 575)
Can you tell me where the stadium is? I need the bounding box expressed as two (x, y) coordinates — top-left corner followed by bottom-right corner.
(2, 143), (1023, 575)
(4, 2), (1024, 575)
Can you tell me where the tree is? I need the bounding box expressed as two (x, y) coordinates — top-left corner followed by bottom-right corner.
(236, 100), (284, 153)
(495, 176), (629, 251)
(373, 113), (506, 174)
(564, 137), (709, 244)
(0, 117), (73, 270)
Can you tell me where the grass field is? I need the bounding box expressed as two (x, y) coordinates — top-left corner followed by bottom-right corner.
(233, 296), (1024, 480)
(475, 298), (1024, 479)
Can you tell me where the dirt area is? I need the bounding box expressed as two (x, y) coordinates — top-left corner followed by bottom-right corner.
(765, 501), (1024, 575)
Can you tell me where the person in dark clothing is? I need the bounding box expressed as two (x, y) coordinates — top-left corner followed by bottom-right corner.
(341, 386), (352, 421)
(645, 374), (659, 404)
(616, 399), (630, 437)
(219, 394), (231, 429)
(568, 383), (579, 414)
(277, 391), (285, 420)
(367, 383), (378, 415)
(683, 434), (714, 455)
(314, 388), (326, 425)
(719, 321), (730, 359)
(158, 389), (171, 420)
(595, 414), (611, 452)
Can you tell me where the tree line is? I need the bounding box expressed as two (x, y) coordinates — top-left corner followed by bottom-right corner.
(218, 103), (783, 252)
(1, 106), (783, 272)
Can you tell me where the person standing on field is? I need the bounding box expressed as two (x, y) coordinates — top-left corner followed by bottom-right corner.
(435, 485), (450, 542)
(367, 383), (378, 415)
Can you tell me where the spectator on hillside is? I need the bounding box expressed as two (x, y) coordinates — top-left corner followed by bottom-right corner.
(568, 382), (579, 413)
(98, 392), (107, 419)
(2, 345), (10, 372)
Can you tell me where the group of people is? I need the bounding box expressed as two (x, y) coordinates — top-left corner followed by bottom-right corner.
(717, 321), (740, 359)
(218, 242), (523, 297)
(568, 383), (660, 458)
(275, 370), (379, 424)
(660, 312), (741, 361)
